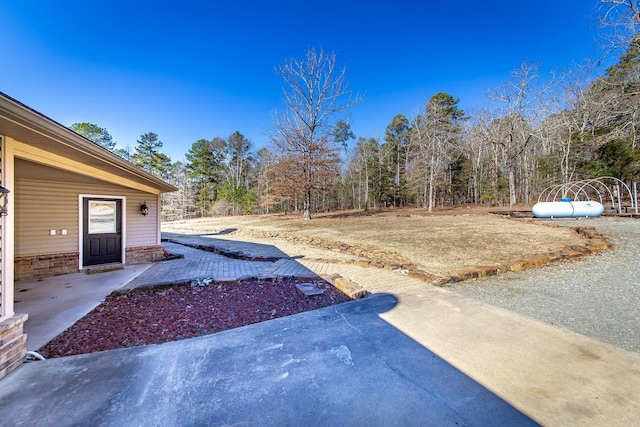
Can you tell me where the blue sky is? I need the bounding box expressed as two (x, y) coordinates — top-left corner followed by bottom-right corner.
(0, 1), (609, 161)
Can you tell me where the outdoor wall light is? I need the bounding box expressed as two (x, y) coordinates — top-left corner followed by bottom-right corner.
(0, 186), (9, 216)
(140, 201), (149, 216)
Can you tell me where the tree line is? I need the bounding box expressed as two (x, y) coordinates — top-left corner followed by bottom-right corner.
(67, 122), (257, 218)
(70, 0), (640, 220)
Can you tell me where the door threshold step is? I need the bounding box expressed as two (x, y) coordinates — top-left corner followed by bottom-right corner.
(84, 265), (124, 275)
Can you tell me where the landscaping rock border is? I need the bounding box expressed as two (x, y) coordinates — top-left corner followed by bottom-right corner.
(321, 274), (368, 300)
(434, 216), (614, 286)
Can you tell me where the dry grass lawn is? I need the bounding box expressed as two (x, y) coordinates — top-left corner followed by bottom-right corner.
(163, 207), (585, 276)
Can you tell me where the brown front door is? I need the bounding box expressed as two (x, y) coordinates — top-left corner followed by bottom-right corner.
(82, 197), (122, 266)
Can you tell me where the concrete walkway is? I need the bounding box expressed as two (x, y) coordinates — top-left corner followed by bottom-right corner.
(14, 263), (154, 350)
(3, 235), (640, 425)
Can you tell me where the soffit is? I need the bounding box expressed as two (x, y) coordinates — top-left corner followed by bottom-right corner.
(16, 158), (118, 185)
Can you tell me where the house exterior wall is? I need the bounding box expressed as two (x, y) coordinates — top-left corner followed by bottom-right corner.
(14, 161), (163, 280)
(0, 136), (24, 381)
(15, 177), (159, 255)
(0, 136), (3, 317)
(0, 136), (15, 320)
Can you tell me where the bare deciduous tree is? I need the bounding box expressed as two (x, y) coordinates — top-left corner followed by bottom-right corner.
(598, 0), (640, 51)
(462, 111), (495, 204)
(352, 137), (379, 211)
(540, 66), (607, 187)
(271, 47), (363, 220)
(487, 62), (557, 206)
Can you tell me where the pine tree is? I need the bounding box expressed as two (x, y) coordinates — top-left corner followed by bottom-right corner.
(70, 122), (116, 151)
(131, 132), (172, 179)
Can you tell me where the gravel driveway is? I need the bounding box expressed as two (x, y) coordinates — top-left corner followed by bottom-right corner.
(446, 216), (640, 354)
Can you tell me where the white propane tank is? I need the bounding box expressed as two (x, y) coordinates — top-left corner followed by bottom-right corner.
(531, 200), (604, 218)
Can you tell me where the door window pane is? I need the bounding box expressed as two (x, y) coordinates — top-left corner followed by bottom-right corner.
(88, 200), (116, 234)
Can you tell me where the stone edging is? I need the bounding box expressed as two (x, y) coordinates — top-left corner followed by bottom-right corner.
(162, 238), (282, 262)
(121, 274), (326, 292)
(434, 217), (613, 286)
(320, 274), (368, 300)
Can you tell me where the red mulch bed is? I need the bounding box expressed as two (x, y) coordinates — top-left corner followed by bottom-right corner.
(38, 278), (351, 358)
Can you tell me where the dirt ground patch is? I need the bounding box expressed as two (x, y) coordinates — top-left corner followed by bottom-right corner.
(163, 208), (586, 276)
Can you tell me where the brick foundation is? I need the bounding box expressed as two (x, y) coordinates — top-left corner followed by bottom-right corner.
(15, 253), (79, 281)
(0, 313), (28, 380)
(14, 245), (165, 281)
(126, 245), (165, 264)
